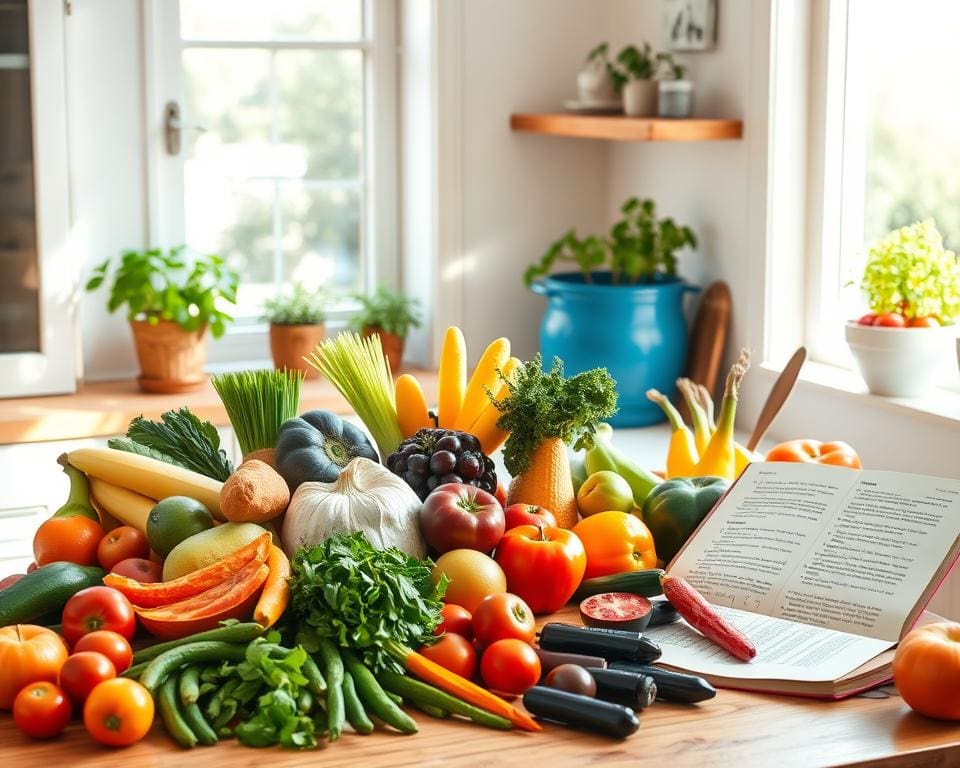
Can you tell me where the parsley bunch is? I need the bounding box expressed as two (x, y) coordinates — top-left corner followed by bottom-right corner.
(289, 532), (447, 673)
(492, 354), (618, 475)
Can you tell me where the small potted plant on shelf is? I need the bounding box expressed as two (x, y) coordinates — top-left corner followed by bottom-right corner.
(263, 283), (329, 378)
(616, 43), (658, 117)
(846, 219), (960, 397)
(86, 247), (238, 393)
(351, 285), (422, 372)
(576, 42), (626, 107)
(525, 197), (699, 426)
(656, 53), (693, 118)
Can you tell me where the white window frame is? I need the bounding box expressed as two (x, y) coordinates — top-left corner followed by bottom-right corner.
(142, 0), (398, 366)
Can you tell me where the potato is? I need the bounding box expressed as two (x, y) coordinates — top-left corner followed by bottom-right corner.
(221, 459), (289, 523)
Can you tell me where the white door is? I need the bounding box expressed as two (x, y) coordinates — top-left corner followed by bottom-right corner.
(144, 1), (398, 365)
(0, 0), (76, 397)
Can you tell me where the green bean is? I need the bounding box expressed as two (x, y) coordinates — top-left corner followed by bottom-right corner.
(318, 640), (345, 741)
(379, 670), (512, 731)
(342, 670), (374, 735)
(158, 675), (198, 749)
(341, 649), (417, 735)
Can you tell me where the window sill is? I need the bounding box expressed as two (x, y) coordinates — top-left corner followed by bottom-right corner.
(755, 359), (960, 428)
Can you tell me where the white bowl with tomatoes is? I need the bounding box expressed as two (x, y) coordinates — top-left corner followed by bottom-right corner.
(846, 313), (957, 397)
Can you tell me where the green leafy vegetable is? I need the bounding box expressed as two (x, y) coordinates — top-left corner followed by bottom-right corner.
(117, 407), (233, 481)
(491, 354), (618, 476)
(289, 532), (447, 673)
(106, 437), (187, 469)
(211, 369), (304, 456)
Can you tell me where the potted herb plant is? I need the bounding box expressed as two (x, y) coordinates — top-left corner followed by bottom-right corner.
(657, 54), (693, 118)
(351, 285), (422, 372)
(846, 219), (960, 397)
(263, 283), (329, 378)
(86, 247), (238, 393)
(525, 197), (698, 426)
(576, 43), (625, 106)
(616, 43), (658, 117)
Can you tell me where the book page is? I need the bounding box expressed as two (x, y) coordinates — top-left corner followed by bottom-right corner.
(646, 606), (894, 682)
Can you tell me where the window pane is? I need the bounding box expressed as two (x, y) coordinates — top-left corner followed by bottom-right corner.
(180, 0), (362, 41)
(276, 50), (363, 180)
(280, 183), (361, 292)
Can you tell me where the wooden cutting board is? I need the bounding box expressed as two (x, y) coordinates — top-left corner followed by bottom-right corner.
(682, 281), (731, 408)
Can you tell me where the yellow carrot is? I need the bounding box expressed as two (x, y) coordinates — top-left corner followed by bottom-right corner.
(693, 351), (750, 480)
(466, 357), (521, 453)
(395, 374), (433, 438)
(646, 389), (698, 478)
(437, 327), (467, 428)
(506, 437), (577, 528)
(254, 545), (291, 628)
(454, 337), (511, 431)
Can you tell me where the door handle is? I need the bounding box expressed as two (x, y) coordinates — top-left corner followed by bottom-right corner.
(163, 101), (207, 156)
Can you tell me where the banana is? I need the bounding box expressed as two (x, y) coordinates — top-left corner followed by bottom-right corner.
(88, 477), (156, 534)
(68, 447), (224, 520)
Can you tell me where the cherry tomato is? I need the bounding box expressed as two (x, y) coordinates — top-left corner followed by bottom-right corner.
(12, 682), (72, 739)
(110, 557), (163, 583)
(435, 604), (474, 640)
(503, 504), (558, 532)
(73, 631), (133, 673)
(59, 651), (116, 704)
(61, 586), (136, 645)
(909, 316), (941, 328)
(420, 634), (477, 680)
(97, 526), (150, 571)
(544, 664), (597, 697)
(83, 678), (154, 747)
(856, 313), (877, 326)
(480, 639), (541, 695)
(874, 312), (907, 327)
(472, 593), (536, 648)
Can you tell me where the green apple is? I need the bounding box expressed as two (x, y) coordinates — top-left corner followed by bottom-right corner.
(576, 470), (636, 517)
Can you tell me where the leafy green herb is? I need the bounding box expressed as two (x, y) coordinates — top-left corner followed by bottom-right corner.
(349, 285), (422, 339)
(289, 532), (447, 673)
(491, 354), (618, 475)
(106, 437), (187, 469)
(117, 407), (233, 481)
(263, 283), (330, 326)
(211, 369), (304, 456)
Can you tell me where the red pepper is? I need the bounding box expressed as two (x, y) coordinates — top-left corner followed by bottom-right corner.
(764, 439), (862, 469)
(661, 575), (757, 662)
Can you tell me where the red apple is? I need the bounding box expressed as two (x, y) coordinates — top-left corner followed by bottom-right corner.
(874, 312), (907, 327)
(110, 557), (163, 583)
(503, 503), (558, 532)
(857, 313), (877, 326)
(420, 483), (505, 555)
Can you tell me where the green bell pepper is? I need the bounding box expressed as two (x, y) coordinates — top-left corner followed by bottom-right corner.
(640, 476), (729, 564)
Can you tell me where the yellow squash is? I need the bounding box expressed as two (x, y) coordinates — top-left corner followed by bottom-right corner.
(437, 327), (467, 428)
(454, 337), (511, 431)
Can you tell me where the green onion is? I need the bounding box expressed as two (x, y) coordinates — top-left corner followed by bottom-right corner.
(211, 369), (304, 456)
(304, 331), (403, 457)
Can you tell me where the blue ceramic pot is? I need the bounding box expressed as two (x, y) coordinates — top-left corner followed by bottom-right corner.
(530, 272), (698, 427)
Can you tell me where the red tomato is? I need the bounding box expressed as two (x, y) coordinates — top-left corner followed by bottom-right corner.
(61, 586), (136, 645)
(765, 439), (862, 469)
(0, 573), (24, 591)
(874, 312), (907, 327)
(856, 313), (877, 326)
(493, 525), (587, 614)
(420, 633), (477, 680)
(472, 593), (536, 648)
(893, 622), (960, 720)
(83, 678), (154, 747)
(12, 682), (72, 739)
(909, 316), (941, 328)
(480, 639), (540, 695)
(435, 604), (474, 640)
(59, 651), (116, 704)
(419, 483), (505, 555)
(110, 557), (163, 583)
(73, 631), (133, 673)
(503, 504), (558, 532)
(97, 526), (150, 571)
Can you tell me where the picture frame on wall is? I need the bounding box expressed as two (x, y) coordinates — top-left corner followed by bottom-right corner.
(664, 0), (717, 51)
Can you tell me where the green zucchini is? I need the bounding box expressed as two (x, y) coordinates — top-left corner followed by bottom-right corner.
(570, 568), (665, 604)
(0, 562), (104, 626)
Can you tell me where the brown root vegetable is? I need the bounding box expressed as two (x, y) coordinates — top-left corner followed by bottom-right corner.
(221, 459), (290, 523)
(243, 448), (277, 469)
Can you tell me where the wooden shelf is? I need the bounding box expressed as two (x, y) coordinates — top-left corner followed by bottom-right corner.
(510, 113), (743, 142)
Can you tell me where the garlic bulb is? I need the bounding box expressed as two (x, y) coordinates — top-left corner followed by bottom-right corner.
(281, 457), (426, 558)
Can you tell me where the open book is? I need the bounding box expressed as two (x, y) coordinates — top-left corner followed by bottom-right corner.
(645, 462), (960, 698)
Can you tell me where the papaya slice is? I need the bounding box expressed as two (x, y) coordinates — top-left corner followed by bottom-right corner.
(104, 532), (270, 607)
(135, 559), (269, 640)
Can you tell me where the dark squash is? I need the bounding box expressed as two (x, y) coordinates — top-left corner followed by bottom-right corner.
(275, 409), (380, 492)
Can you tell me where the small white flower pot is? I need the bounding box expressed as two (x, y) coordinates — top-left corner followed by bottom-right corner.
(658, 80), (694, 118)
(577, 61), (616, 105)
(845, 321), (956, 397)
(623, 79), (658, 117)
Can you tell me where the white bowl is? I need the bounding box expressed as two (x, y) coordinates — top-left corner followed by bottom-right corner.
(845, 321), (955, 397)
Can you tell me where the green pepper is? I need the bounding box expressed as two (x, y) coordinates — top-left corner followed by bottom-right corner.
(640, 476), (729, 563)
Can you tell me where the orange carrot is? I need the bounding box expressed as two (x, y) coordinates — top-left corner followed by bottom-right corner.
(253, 545), (290, 628)
(506, 437), (577, 528)
(387, 641), (541, 732)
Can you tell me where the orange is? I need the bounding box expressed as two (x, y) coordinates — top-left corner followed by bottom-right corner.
(33, 516), (104, 567)
(432, 549), (507, 613)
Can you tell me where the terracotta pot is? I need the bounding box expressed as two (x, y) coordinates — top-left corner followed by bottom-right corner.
(363, 326), (405, 372)
(129, 319), (207, 393)
(269, 323), (326, 379)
